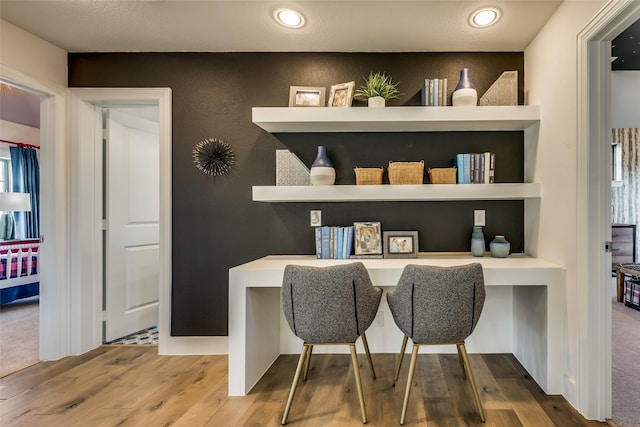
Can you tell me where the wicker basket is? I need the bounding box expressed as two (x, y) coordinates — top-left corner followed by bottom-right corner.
(428, 167), (457, 184)
(388, 161), (424, 185)
(354, 167), (384, 185)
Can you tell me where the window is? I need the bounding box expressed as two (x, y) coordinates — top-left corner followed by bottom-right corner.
(0, 158), (10, 192)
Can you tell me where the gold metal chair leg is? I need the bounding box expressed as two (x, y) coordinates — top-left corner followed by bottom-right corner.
(282, 344), (310, 425)
(400, 344), (419, 425)
(458, 342), (486, 422)
(456, 342), (467, 379)
(360, 333), (376, 380)
(394, 335), (409, 383)
(349, 343), (368, 424)
(302, 344), (314, 381)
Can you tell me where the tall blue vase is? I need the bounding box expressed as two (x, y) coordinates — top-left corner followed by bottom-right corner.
(452, 68), (478, 107)
(471, 226), (485, 257)
(310, 146), (335, 185)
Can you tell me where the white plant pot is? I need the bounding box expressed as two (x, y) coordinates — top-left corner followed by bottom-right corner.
(310, 166), (336, 185)
(452, 88), (478, 107)
(368, 96), (386, 108)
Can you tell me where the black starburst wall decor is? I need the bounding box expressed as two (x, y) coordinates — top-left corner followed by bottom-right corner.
(192, 138), (235, 176)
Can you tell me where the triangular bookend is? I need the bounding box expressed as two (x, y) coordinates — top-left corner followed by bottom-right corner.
(479, 71), (518, 106)
(276, 149), (310, 186)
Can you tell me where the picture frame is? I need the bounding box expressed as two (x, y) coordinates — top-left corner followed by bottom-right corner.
(353, 222), (382, 255)
(288, 86), (326, 107)
(383, 231), (419, 258)
(328, 81), (355, 107)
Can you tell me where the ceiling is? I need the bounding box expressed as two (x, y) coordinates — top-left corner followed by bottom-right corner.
(0, 0), (637, 131)
(0, 1), (565, 53)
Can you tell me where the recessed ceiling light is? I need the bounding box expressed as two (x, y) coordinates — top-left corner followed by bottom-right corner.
(274, 8), (305, 29)
(469, 7), (501, 28)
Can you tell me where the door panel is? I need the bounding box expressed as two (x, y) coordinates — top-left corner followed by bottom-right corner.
(105, 109), (159, 342)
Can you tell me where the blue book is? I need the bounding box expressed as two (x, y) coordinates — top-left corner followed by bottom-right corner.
(345, 226), (354, 257)
(463, 154), (471, 184)
(315, 227), (322, 258)
(321, 226), (331, 259)
(337, 227), (343, 259)
(456, 154), (464, 184)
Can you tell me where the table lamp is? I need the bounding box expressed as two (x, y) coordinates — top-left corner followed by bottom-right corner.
(0, 192), (31, 241)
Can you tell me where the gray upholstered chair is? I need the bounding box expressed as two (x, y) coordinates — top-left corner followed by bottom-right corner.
(387, 263), (486, 424)
(280, 262), (382, 424)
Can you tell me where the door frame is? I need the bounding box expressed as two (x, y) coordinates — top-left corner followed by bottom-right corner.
(70, 88), (171, 354)
(0, 65), (68, 361)
(69, 88), (227, 355)
(577, 0), (640, 420)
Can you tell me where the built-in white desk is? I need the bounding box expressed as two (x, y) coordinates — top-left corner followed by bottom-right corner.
(228, 255), (565, 396)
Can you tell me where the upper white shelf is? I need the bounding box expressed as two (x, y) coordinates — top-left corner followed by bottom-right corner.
(252, 183), (541, 202)
(252, 105), (540, 133)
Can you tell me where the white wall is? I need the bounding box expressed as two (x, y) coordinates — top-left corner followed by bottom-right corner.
(524, 0), (607, 411)
(0, 119), (40, 146)
(0, 19), (67, 88)
(611, 71), (640, 128)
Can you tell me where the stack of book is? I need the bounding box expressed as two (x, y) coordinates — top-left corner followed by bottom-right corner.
(455, 152), (495, 184)
(315, 226), (354, 259)
(421, 78), (448, 106)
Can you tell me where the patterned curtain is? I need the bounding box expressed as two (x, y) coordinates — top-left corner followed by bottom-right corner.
(612, 128), (640, 261)
(9, 147), (39, 239)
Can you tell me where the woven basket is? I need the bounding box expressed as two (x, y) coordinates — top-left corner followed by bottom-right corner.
(354, 167), (384, 185)
(388, 161), (424, 185)
(428, 167), (457, 184)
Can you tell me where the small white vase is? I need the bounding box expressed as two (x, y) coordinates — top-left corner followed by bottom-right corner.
(310, 166), (336, 186)
(367, 96), (385, 108)
(452, 88), (478, 106)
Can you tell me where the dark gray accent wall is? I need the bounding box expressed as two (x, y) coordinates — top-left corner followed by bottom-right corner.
(69, 52), (525, 336)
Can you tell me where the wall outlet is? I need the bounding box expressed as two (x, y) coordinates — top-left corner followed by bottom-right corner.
(310, 210), (322, 227)
(373, 311), (384, 327)
(474, 210), (486, 226)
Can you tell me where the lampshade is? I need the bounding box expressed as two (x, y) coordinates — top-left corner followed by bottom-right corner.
(0, 192), (31, 212)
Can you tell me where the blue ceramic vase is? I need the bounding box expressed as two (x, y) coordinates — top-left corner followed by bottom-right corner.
(490, 236), (511, 258)
(471, 226), (485, 257)
(452, 68), (478, 107)
(310, 146), (335, 185)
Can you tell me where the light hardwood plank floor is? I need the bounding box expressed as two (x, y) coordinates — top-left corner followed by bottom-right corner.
(0, 346), (608, 426)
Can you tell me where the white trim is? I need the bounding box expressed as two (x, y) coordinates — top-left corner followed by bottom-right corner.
(0, 65), (69, 361)
(576, 0), (640, 420)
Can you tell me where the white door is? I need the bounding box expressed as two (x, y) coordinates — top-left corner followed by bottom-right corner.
(104, 108), (160, 342)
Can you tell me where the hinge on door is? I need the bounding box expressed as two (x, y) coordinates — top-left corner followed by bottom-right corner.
(605, 241), (612, 252)
(102, 310), (107, 322)
(102, 219), (108, 231)
(102, 128), (109, 140)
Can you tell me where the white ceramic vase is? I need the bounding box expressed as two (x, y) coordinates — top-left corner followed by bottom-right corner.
(452, 68), (478, 107)
(367, 96), (385, 108)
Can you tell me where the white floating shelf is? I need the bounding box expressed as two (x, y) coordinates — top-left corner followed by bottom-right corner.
(252, 106), (540, 133)
(252, 183), (541, 202)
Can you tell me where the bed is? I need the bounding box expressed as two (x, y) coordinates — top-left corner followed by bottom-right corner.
(0, 239), (40, 304)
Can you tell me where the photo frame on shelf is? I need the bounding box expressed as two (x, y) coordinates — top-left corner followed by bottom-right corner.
(328, 81), (355, 107)
(288, 86), (326, 107)
(383, 231), (419, 258)
(353, 222), (382, 255)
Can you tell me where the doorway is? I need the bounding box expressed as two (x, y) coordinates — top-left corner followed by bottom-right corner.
(0, 82), (41, 376)
(69, 88), (171, 355)
(577, 0), (640, 421)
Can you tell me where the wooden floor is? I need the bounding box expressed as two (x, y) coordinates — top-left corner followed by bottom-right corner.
(0, 346), (607, 427)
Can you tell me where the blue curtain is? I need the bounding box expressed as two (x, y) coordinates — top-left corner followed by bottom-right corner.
(9, 147), (39, 239)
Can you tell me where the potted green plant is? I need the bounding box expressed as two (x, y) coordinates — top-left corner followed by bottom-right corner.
(354, 72), (401, 107)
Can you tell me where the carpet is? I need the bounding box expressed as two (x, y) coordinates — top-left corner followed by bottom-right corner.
(0, 296), (39, 378)
(612, 297), (640, 427)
